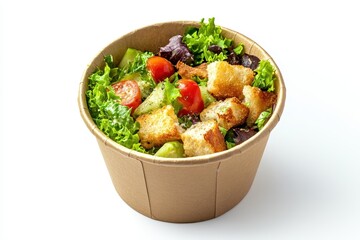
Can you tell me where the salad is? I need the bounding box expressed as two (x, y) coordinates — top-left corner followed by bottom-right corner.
(86, 18), (277, 158)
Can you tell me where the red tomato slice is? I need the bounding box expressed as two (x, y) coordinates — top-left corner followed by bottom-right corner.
(111, 80), (141, 113)
(147, 56), (175, 83)
(177, 79), (204, 116)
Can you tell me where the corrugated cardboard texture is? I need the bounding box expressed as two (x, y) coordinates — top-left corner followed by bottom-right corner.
(78, 21), (286, 222)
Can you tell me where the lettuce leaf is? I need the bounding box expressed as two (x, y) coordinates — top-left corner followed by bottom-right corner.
(164, 79), (182, 113)
(178, 114), (200, 130)
(183, 17), (234, 65)
(121, 51), (154, 77)
(252, 60), (276, 92)
(255, 108), (273, 130)
(159, 35), (194, 65)
(86, 60), (146, 153)
(225, 128), (257, 149)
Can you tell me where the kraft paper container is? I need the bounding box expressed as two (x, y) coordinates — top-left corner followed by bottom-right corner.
(78, 21), (286, 223)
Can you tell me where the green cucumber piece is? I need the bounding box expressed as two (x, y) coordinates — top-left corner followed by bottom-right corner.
(199, 85), (216, 107)
(119, 48), (142, 68)
(133, 82), (166, 118)
(121, 73), (154, 99)
(155, 141), (185, 158)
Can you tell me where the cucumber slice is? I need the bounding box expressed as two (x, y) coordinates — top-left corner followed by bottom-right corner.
(199, 85), (216, 107)
(120, 73), (154, 99)
(155, 141), (185, 158)
(119, 48), (142, 68)
(133, 82), (166, 118)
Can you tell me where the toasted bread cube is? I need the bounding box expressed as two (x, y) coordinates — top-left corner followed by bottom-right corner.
(136, 105), (184, 149)
(176, 61), (208, 79)
(243, 85), (277, 126)
(181, 120), (226, 157)
(200, 97), (249, 130)
(207, 61), (254, 100)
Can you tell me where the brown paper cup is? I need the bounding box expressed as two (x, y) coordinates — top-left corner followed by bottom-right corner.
(78, 21), (286, 223)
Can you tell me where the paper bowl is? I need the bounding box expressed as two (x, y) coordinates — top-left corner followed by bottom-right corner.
(78, 21), (286, 223)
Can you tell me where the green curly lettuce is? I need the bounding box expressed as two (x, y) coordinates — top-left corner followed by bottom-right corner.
(183, 17), (234, 65)
(86, 59), (146, 152)
(119, 51), (154, 79)
(252, 60), (276, 92)
(255, 108), (273, 130)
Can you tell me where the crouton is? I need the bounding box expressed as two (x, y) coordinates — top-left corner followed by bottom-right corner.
(200, 97), (249, 130)
(136, 105), (184, 149)
(176, 61), (208, 79)
(181, 120), (226, 157)
(207, 61), (254, 100)
(243, 85), (277, 127)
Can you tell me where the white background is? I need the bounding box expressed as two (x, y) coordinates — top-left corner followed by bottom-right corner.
(1, 0), (360, 239)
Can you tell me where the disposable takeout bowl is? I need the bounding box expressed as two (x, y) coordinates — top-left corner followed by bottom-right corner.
(78, 21), (286, 223)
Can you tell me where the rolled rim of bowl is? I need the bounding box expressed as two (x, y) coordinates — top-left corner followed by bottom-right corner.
(78, 21), (286, 167)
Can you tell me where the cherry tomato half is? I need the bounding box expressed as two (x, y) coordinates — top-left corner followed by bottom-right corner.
(147, 56), (175, 83)
(177, 79), (204, 117)
(111, 80), (141, 114)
